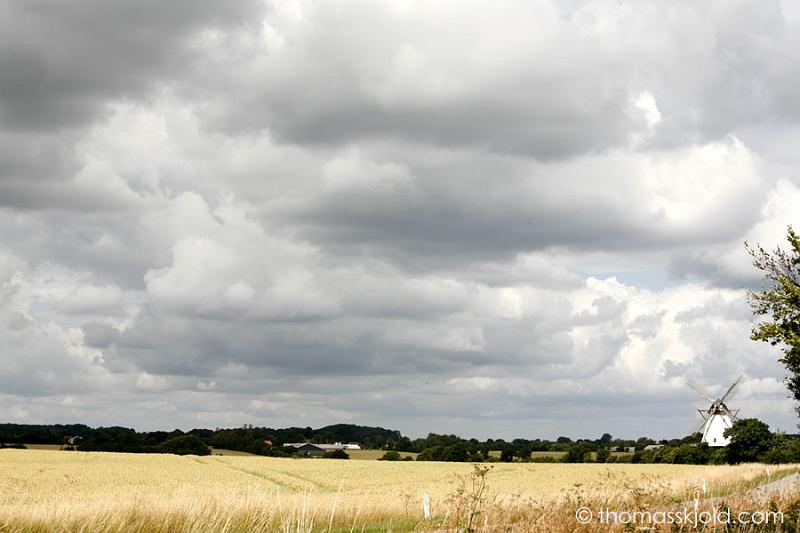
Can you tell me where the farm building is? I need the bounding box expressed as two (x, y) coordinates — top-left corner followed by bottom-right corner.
(318, 442), (361, 451)
(292, 443), (325, 457)
(284, 442), (361, 451)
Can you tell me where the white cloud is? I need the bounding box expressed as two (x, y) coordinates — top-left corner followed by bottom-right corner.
(57, 284), (126, 315)
(633, 91), (663, 129)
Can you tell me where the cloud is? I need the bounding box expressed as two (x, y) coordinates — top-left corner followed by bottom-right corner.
(57, 285), (127, 315)
(668, 179), (800, 287)
(81, 322), (120, 349)
(0, 0), (264, 212)
(191, 0), (800, 156)
(0, 0), (264, 131)
(0, 288), (105, 397)
(287, 136), (767, 263)
(1, 0), (799, 439)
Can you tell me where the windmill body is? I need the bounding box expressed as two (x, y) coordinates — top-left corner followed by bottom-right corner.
(688, 376), (742, 447)
(701, 411), (733, 447)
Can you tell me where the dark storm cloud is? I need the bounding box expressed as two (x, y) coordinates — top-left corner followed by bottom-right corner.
(198, 0), (637, 158)
(81, 321), (119, 348)
(195, 0), (800, 160)
(0, 132), (74, 181)
(0, 0), (265, 214)
(0, 0), (264, 131)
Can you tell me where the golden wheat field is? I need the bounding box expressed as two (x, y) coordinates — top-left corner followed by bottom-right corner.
(1, 449), (798, 532)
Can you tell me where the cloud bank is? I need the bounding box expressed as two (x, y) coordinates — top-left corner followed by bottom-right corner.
(2, 0), (800, 439)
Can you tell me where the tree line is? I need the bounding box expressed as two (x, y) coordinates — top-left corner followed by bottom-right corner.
(0, 422), (644, 458)
(0, 423), (399, 456)
(5, 420), (798, 464)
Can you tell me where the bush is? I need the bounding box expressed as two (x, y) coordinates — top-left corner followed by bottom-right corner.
(262, 446), (292, 457)
(322, 449), (349, 459)
(158, 435), (210, 456)
(379, 450), (401, 461)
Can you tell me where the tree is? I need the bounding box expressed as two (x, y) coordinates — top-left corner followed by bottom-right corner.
(514, 445), (532, 461)
(416, 443), (469, 462)
(158, 435), (210, 456)
(563, 443), (591, 463)
(724, 418), (772, 463)
(499, 448), (514, 462)
(760, 434), (800, 464)
(595, 448), (610, 463)
(442, 442), (469, 462)
(748, 226), (800, 409)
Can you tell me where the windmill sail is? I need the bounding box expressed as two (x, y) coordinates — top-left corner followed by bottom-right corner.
(720, 375), (742, 404)
(687, 380), (715, 403)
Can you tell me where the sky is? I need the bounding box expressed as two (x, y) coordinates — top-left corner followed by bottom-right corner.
(2, 0), (800, 441)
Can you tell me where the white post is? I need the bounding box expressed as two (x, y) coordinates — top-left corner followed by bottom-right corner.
(701, 478), (706, 496)
(422, 493), (430, 519)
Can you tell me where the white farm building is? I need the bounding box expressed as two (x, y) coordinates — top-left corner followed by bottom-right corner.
(284, 442), (361, 451)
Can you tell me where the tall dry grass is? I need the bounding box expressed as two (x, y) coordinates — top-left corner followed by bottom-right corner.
(1, 449), (797, 532)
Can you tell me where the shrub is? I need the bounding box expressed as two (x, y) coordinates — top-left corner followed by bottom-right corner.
(322, 449), (349, 459)
(379, 451), (401, 461)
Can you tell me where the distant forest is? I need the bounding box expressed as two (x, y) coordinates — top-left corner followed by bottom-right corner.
(3, 420), (799, 465)
(1, 422), (642, 456)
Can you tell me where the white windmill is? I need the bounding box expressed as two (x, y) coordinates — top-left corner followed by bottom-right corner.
(687, 375), (742, 447)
